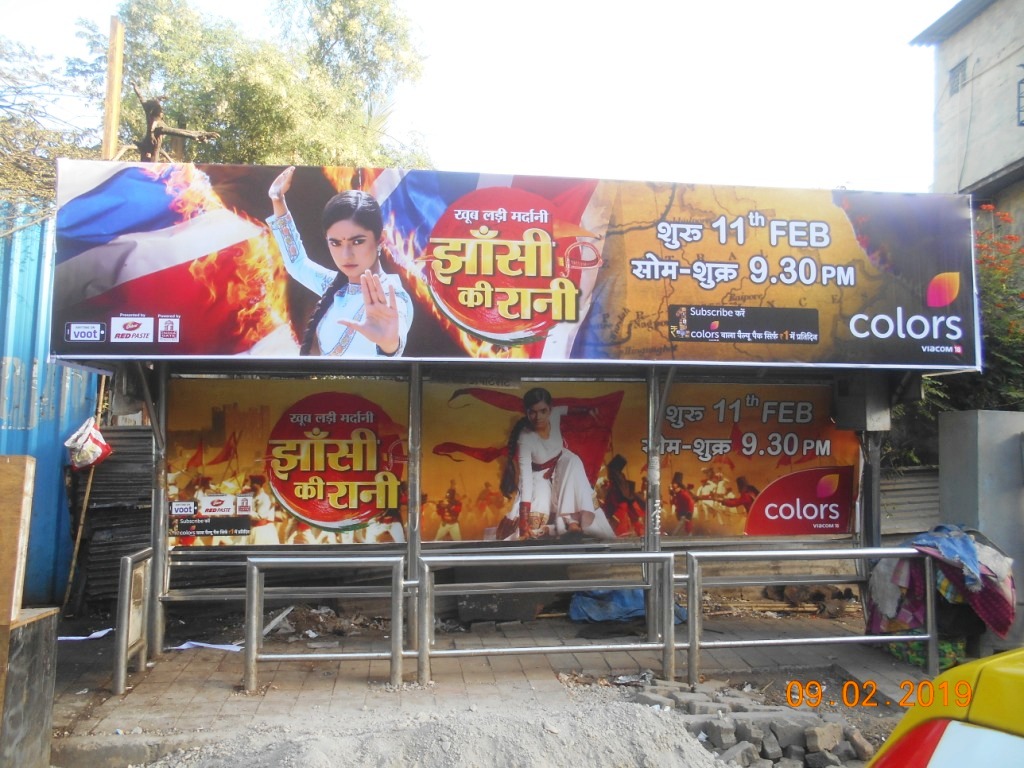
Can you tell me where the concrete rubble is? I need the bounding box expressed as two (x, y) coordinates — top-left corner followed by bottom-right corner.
(630, 676), (876, 768)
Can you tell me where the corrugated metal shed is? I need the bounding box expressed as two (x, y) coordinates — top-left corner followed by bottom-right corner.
(65, 426), (154, 605)
(1, 205), (98, 604)
(880, 466), (941, 543)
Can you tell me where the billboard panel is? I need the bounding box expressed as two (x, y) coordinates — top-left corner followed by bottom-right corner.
(53, 160), (979, 370)
(165, 377), (857, 546)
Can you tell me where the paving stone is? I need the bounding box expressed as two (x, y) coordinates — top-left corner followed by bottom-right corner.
(759, 728), (782, 760)
(651, 677), (689, 691)
(634, 691), (674, 708)
(734, 720), (764, 751)
(775, 760), (804, 768)
(690, 700), (728, 715)
(805, 749), (843, 767)
(783, 743), (806, 762)
(844, 727), (876, 760)
(707, 717), (737, 749)
(693, 679), (732, 695)
(805, 721), (843, 752)
(771, 718), (807, 749)
(833, 739), (858, 762)
(668, 690), (712, 706)
(716, 695), (759, 712)
(718, 740), (759, 766)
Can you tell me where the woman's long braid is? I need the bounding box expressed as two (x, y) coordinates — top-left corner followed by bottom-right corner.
(299, 273), (348, 356)
(500, 417), (528, 498)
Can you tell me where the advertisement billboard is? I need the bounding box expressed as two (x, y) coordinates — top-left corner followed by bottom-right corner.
(55, 161), (978, 370)
(165, 376), (858, 546)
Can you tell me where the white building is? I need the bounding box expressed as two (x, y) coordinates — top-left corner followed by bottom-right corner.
(914, 0), (1024, 224)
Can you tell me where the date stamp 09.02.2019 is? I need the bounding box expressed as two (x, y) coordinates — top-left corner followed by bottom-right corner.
(784, 679), (973, 709)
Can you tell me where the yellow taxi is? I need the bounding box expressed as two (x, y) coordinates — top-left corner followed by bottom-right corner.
(869, 647), (1024, 766)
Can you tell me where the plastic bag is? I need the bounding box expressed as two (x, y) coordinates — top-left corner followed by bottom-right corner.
(64, 417), (113, 470)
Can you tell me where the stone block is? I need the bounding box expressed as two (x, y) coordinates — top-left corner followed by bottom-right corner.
(783, 744), (805, 762)
(707, 717), (737, 749)
(844, 728), (875, 760)
(634, 692), (674, 709)
(689, 700), (727, 715)
(718, 741), (759, 767)
(805, 749), (842, 768)
(805, 721), (843, 752)
(770, 718), (807, 749)
(734, 721), (764, 751)
(759, 729), (782, 760)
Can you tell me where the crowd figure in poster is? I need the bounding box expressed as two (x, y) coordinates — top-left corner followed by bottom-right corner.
(267, 166), (414, 358)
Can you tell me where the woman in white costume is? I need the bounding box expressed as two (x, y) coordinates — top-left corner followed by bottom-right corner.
(500, 388), (616, 540)
(266, 166), (413, 357)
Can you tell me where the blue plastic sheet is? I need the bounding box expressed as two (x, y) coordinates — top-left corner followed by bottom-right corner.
(569, 589), (687, 624)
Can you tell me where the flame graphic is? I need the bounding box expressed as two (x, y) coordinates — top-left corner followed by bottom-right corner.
(322, 167), (360, 192)
(709, 320), (720, 331)
(147, 163), (220, 220)
(189, 210), (296, 351)
(816, 473), (840, 498)
(926, 272), (960, 307)
(384, 218), (529, 359)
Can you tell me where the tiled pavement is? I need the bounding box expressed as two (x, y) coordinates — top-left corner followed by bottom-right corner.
(50, 608), (929, 766)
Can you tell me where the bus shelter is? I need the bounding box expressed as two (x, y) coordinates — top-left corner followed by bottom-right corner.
(50, 160), (979, 676)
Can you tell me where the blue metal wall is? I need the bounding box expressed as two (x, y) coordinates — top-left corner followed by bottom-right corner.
(1, 205), (98, 605)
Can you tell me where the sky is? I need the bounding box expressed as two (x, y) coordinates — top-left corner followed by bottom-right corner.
(5, 0), (961, 193)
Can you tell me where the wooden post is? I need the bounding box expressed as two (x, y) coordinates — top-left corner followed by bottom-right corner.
(0, 457), (35, 724)
(101, 17), (125, 161)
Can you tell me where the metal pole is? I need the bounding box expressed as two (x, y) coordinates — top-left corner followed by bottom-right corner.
(661, 554), (676, 680)
(862, 431), (883, 549)
(112, 554), (131, 694)
(646, 367), (660, 640)
(924, 557), (939, 677)
(407, 363), (422, 650)
(390, 558), (404, 686)
(687, 552), (702, 686)
(244, 560), (260, 693)
(148, 362), (168, 654)
(417, 562), (431, 685)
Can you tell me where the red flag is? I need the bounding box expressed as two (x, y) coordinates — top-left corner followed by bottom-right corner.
(185, 439), (205, 469)
(729, 423), (744, 453)
(207, 432), (238, 465)
(433, 442), (508, 463)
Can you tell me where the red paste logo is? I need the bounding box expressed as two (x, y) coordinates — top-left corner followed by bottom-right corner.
(265, 392), (404, 531)
(423, 187), (599, 344)
(744, 466), (854, 536)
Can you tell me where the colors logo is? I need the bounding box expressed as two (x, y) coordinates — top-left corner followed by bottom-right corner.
(743, 466), (854, 536)
(848, 272), (964, 342)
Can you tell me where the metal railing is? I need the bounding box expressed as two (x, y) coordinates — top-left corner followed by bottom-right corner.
(114, 547), (153, 695)
(417, 552), (677, 685)
(243, 555), (406, 693)
(683, 547), (938, 685)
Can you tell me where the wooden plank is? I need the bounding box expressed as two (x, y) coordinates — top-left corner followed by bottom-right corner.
(0, 457), (34, 627)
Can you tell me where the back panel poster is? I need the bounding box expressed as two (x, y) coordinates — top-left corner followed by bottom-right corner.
(420, 378), (860, 542)
(166, 378), (408, 546)
(54, 160), (978, 370)
(654, 383), (861, 538)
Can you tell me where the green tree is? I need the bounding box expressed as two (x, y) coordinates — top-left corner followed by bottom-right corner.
(884, 205), (1024, 468)
(276, 0), (420, 106)
(0, 37), (99, 232)
(936, 205), (1024, 411)
(70, 0), (427, 167)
